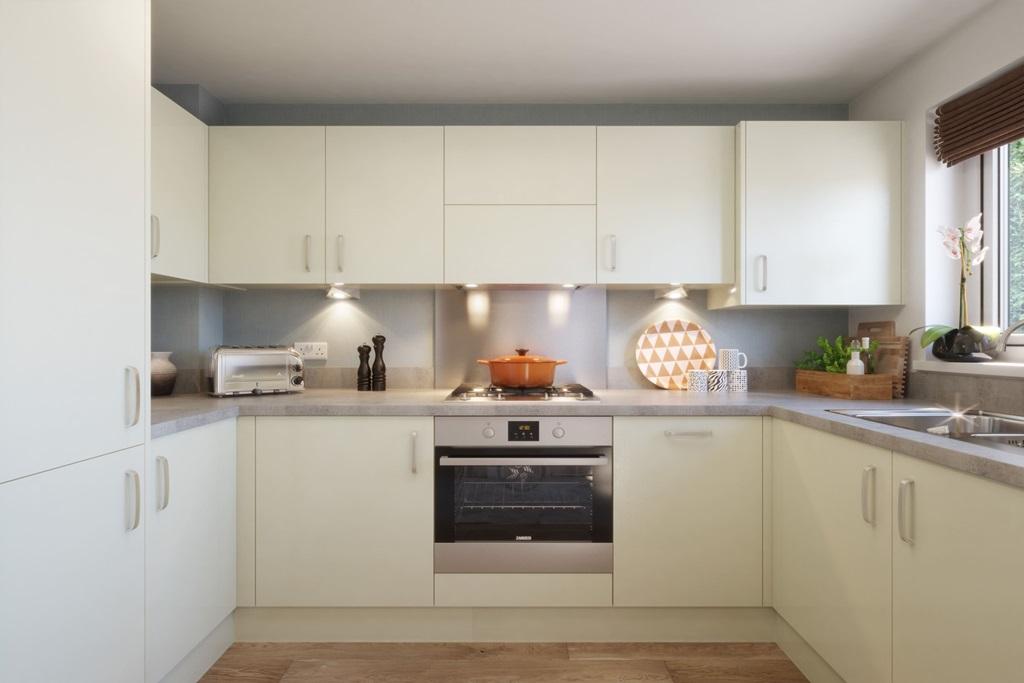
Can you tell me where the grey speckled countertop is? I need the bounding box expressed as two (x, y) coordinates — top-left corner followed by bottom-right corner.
(152, 389), (1024, 490)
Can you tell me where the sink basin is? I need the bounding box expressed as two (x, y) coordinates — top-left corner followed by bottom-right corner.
(828, 408), (1024, 454)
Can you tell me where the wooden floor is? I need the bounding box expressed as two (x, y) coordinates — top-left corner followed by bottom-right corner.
(201, 642), (809, 682)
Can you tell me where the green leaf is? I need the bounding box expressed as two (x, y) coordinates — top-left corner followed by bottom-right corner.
(920, 325), (955, 348)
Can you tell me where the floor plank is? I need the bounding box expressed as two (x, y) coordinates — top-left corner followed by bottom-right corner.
(281, 658), (673, 682)
(227, 642), (569, 661)
(567, 643), (785, 661)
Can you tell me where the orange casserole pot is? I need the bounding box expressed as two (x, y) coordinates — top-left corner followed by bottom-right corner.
(477, 348), (567, 388)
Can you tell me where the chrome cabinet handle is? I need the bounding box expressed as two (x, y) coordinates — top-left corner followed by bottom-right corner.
(156, 456), (170, 511)
(304, 234), (312, 272)
(151, 215), (161, 258)
(861, 466), (876, 525)
(125, 470), (141, 531)
(608, 234), (617, 272)
(755, 255), (768, 292)
(664, 430), (713, 439)
(898, 479), (915, 544)
(336, 235), (344, 272)
(410, 431), (418, 474)
(440, 456), (609, 467)
(125, 366), (141, 427)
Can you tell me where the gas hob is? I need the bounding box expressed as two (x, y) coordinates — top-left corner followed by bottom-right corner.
(446, 383), (598, 402)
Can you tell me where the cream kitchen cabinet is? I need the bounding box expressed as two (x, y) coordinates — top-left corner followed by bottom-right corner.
(0, 447), (145, 683)
(892, 453), (1024, 683)
(444, 126), (596, 205)
(255, 416), (434, 606)
(326, 126), (443, 284)
(613, 417), (763, 606)
(596, 126), (734, 285)
(146, 420), (236, 683)
(709, 121), (901, 308)
(445, 205), (596, 284)
(773, 421), (892, 683)
(1, 0), (147, 484)
(151, 88), (208, 283)
(209, 126), (326, 284)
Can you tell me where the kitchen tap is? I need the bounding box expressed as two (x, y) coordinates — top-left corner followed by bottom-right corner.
(993, 319), (1024, 358)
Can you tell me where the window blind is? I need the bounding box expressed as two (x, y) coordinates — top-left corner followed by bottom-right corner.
(934, 62), (1024, 166)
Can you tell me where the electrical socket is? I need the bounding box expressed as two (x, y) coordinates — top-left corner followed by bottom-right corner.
(294, 341), (328, 361)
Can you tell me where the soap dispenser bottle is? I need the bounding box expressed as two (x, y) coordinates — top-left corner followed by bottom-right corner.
(846, 339), (865, 375)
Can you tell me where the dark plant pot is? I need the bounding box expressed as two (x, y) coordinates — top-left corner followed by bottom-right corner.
(930, 326), (996, 362)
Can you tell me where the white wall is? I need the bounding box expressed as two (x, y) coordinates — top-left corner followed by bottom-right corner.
(848, 0), (1024, 353)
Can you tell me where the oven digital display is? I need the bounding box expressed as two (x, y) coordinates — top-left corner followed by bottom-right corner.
(508, 420), (540, 441)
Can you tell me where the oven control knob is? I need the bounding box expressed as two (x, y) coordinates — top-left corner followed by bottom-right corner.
(552, 426), (566, 439)
(482, 426), (496, 439)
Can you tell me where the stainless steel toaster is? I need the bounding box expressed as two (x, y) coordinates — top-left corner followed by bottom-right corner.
(208, 346), (305, 397)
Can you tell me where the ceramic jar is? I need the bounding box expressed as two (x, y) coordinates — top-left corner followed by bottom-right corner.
(151, 351), (177, 396)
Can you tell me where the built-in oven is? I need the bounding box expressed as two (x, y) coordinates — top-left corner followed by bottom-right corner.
(434, 416), (612, 573)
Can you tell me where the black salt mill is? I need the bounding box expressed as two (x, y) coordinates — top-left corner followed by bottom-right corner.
(356, 344), (372, 391)
(371, 335), (386, 391)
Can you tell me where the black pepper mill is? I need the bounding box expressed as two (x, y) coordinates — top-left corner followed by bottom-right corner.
(356, 344), (372, 391)
(371, 335), (386, 391)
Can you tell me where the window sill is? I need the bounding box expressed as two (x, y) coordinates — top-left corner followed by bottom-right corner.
(913, 359), (1024, 379)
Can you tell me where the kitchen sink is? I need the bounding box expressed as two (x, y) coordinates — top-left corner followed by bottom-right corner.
(828, 408), (1024, 454)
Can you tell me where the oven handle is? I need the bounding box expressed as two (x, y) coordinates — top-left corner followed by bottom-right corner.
(439, 456), (609, 467)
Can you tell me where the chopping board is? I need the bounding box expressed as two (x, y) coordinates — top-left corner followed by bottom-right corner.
(635, 319), (716, 390)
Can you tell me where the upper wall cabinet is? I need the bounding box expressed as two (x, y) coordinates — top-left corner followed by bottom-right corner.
(444, 126), (596, 204)
(209, 126), (326, 284)
(709, 121), (901, 308)
(151, 89), (208, 283)
(597, 126), (734, 285)
(326, 127), (443, 284)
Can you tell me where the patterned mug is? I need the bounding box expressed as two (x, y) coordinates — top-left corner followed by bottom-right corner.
(708, 370), (729, 393)
(687, 369), (709, 392)
(717, 348), (749, 370)
(728, 369), (748, 393)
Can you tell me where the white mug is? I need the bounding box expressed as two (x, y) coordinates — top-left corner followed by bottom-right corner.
(687, 369), (709, 392)
(728, 369), (748, 393)
(718, 348), (748, 370)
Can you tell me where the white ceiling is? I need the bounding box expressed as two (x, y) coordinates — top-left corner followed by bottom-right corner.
(153, 0), (996, 104)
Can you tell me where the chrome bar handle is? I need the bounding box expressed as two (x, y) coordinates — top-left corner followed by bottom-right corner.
(151, 215), (161, 258)
(861, 466), (876, 525)
(126, 366), (141, 427)
(304, 234), (312, 272)
(410, 431), (418, 474)
(898, 479), (915, 544)
(608, 234), (617, 272)
(336, 234), (344, 272)
(664, 430), (713, 439)
(156, 456), (170, 511)
(125, 470), (141, 531)
(440, 456), (609, 467)
(755, 255), (768, 292)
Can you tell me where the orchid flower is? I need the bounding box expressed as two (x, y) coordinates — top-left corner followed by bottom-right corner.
(937, 213), (987, 330)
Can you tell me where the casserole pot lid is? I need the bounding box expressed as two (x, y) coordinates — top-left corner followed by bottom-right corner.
(482, 348), (561, 364)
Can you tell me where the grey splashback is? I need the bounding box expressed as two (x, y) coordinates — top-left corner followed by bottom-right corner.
(435, 288), (609, 390)
(908, 371), (1024, 416)
(151, 285), (224, 393)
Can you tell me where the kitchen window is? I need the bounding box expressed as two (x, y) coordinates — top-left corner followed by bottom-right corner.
(982, 139), (1024, 350)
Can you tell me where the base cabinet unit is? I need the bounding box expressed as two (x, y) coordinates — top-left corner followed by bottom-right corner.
(773, 421), (892, 683)
(151, 87), (209, 283)
(209, 126), (326, 284)
(596, 126), (734, 285)
(434, 574), (612, 607)
(613, 417), (763, 606)
(709, 121), (901, 308)
(892, 453), (1024, 683)
(0, 447), (146, 683)
(255, 416), (434, 606)
(146, 421), (236, 683)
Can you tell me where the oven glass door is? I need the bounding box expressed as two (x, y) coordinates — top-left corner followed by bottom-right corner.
(435, 447), (612, 543)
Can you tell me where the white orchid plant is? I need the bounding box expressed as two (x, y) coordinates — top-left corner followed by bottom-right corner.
(919, 213), (1000, 349)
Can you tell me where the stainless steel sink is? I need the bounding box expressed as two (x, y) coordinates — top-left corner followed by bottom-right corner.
(828, 408), (1024, 454)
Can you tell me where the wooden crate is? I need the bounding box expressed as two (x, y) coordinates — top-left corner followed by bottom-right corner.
(795, 370), (893, 400)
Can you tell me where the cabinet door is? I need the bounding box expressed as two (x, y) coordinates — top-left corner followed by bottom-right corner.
(741, 121), (901, 305)
(773, 421), (892, 683)
(445, 126), (596, 204)
(256, 417), (434, 606)
(892, 454), (1024, 683)
(445, 205), (596, 285)
(613, 417), (763, 606)
(209, 126), (326, 284)
(326, 127), (443, 284)
(0, 447), (145, 683)
(597, 126), (734, 285)
(147, 420), (236, 683)
(0, 0), (147, 483)
(151, 88), (208, 283)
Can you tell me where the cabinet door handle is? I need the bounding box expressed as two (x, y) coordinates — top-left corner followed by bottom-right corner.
(608, 234), (617, 272)
(410, 431), (419, 474)
(336, 234), (344, 272)
(151, 215), (161, 259)
(156, 456), (170, 511)
(898, 479), (914, 544)
(664, 430), (713, 439)
(125, 366), (141, 427)
(304, 234), (312, 272)
(125, 470), (141, 531)
(755, 255), (768, 292)
(861, 466), (876, 525)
